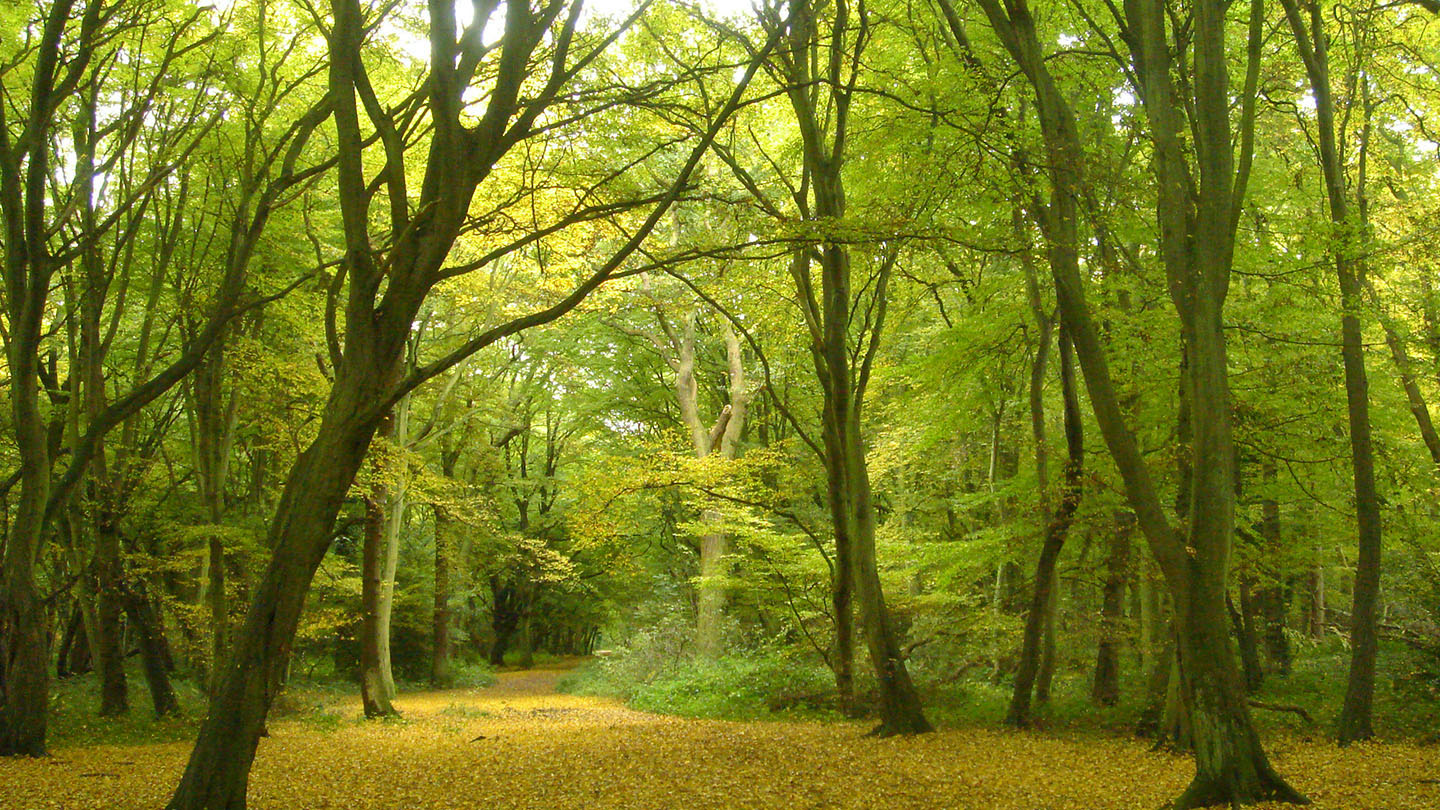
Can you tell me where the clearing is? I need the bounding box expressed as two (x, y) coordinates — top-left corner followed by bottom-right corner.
(2, 664), (1436, 809)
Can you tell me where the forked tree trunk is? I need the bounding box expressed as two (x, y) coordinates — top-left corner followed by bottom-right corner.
(953, 0), (1309, 801)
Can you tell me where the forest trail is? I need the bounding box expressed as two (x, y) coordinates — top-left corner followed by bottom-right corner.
(2, 664), (1436, 809)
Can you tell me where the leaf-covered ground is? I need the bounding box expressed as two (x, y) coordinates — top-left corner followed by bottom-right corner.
(2, 666), (1436, 809)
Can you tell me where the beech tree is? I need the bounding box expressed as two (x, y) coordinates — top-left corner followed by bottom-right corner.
(163, 0), (776, 804)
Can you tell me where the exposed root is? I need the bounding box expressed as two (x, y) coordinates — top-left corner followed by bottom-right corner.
(1169, 767), (1310, 809)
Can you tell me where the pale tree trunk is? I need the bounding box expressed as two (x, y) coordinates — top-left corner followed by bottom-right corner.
(376, 395), (410, 703)
(360, 415), (399, 718)
(637, 298), (747, 659)
(431, 504), (454, 688)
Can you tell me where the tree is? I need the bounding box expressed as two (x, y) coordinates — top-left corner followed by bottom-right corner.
(951, 0), (1308, 802)
(163, 0), (777, 803)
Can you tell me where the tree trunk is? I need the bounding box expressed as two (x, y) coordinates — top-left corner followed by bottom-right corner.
(374, 396), (409, 701)
(1091, 512), (1131, 707)
(1256, 467), (1292, 675)
(1277, 0), (1382, 747)
(431, 506), (454, 688)
(207, 537), (226, 697)
(123, 581), (180, 717)
(489, 577), (521, 668)
(1137, 638), (1174, 738)
(1, 326), (52, 755)
(57, 606), (85, 678)
(1305, 563), (1325, 638)
(832, 530), (855, 717)
(845, 418), (931, 736)
(165, 373), (389, 809)
(1229, 589), (1264, 693)
(376, 493), (404, 701)
(1035, 582), (1058, 704)
(94, 520), (130, 717)
(360, 489), (398, 718)
(695, 511), (728, 659)
(1008, 326), (1083, 725)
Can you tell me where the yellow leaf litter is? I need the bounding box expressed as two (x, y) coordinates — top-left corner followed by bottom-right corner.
(1, 667), (1435, 809)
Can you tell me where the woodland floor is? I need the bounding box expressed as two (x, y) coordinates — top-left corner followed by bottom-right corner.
(2, 663), (1437, 809)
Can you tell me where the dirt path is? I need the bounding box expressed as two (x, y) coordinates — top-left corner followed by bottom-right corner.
(2, 665), (1436, 809)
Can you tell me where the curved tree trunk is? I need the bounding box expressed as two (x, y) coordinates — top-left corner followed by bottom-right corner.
(166, 376), (390, 809)
(950, 0), (1309, 800)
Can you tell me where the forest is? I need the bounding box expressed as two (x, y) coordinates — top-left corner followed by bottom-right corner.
(1, 0), (1439, 807)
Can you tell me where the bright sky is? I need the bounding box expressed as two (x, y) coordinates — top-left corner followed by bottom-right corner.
(377, 0), (758, 67)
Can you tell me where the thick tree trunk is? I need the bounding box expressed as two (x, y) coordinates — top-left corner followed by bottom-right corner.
(1173, 584), (1303, 808)
(1, 332), (53, 756)
(94, 521), (130, 716)
(846, 424), (931, 736)
(165, 369), (389, 809)
(695, 512), (728, 659)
